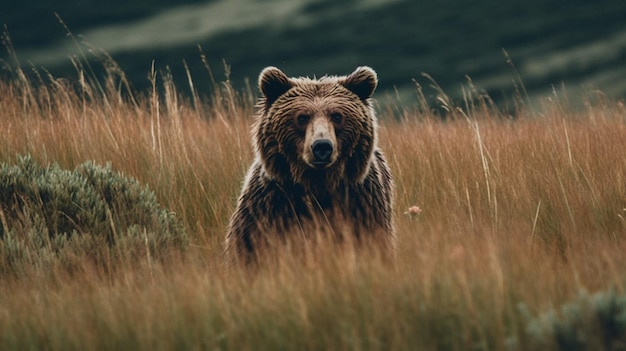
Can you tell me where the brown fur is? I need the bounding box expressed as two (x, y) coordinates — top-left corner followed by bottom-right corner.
(225, 66), (394, 265)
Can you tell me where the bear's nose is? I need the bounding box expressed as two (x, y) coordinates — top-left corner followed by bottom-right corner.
(311, 139), (334, 164)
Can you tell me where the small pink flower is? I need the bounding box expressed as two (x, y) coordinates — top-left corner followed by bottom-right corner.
(404, 206), (422, 216)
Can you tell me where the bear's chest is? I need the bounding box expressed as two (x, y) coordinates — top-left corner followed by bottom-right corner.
(277, 184), (357, 229)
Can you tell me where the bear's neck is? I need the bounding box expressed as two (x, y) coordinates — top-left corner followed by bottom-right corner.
(271, 167), (345, 196)
(286, 178), (346, 210)
(298, 169), (347, 198)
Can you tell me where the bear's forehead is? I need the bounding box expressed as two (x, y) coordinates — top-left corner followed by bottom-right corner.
(285, 82), (358, 106)
(292, 80), (343, 94)
(281, 93), (360, 115)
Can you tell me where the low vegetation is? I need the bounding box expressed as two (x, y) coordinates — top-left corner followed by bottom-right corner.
(0, 155), (187, 276)
(0, 55), (625, 350)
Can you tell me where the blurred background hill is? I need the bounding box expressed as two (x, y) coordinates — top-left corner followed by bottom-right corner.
(2, 0), (626, 106)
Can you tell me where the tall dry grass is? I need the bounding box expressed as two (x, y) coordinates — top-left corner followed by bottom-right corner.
(0, 54), (625, 350)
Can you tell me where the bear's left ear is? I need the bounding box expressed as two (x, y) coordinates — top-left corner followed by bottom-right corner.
(259, 66), (293, 107)
(340, 66), (378, 101)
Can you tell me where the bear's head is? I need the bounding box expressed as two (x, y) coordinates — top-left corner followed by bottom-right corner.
(253, 66), (378, 192)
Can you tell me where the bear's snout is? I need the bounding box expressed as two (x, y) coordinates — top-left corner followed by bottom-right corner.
(304, 115), (338, 168)
(311, 139), (334, 166)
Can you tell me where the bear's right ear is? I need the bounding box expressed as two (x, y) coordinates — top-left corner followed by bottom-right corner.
(259, 67), (293, 106)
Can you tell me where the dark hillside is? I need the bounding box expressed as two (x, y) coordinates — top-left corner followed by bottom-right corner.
(2, 0), (626, 103)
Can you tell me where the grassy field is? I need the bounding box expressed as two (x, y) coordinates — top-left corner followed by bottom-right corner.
(0, 60), (625, 350)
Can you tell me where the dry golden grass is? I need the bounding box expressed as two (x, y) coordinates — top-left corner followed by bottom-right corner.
(0, 60), (625, 350)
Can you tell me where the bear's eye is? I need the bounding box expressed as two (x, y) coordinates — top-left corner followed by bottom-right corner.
(330, 113), (343, 125)
(296, 114), (310, 126)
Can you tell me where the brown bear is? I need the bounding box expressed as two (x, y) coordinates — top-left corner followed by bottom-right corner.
(224, 66), (394, 265)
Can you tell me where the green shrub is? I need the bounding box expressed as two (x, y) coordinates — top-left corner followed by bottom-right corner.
(0, 155), (188, 275)
(517, 289), (626, 351)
